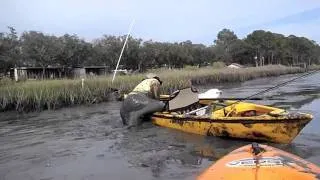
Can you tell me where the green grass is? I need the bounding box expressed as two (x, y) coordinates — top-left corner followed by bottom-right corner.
(0, 65), (304, 112)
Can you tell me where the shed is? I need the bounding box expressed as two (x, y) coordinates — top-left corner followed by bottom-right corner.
(227, 63), (244, 69)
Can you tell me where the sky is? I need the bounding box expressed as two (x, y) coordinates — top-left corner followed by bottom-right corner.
(1, 0), (320, 45)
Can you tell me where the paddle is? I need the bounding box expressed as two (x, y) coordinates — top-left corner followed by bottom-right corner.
(159, 91), (263, 102)
(200, 97), (263, 101)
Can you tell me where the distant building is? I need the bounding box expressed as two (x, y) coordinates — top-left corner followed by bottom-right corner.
(10, 67), (73, 81)
(111, 69), (128, 75)
(10, 65), (111, 81)
(72, 67), (86, 78)
(227, 63), (244, 69)
(74, 66), (109, 78)
(110, 65), (129, 75)
(292, 63), (307, 69)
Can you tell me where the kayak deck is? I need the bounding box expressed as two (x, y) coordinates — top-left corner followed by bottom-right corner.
(197, 143), (320, 180)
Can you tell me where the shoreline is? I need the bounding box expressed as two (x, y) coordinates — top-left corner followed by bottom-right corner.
(0, 65), (307, 113)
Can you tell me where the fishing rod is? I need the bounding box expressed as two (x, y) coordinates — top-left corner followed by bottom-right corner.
(112, 19), (135, 83)
(186, 69), (320, 116)
(223, 68), (320, 109)
(169, 68), (320, 116)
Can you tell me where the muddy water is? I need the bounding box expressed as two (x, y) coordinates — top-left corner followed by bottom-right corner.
(0, 73), (320, 180)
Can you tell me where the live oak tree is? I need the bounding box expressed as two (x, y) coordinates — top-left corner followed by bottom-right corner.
(0, 27), (319, 75)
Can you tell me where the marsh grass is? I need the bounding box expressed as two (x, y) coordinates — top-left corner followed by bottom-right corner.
(308, 64), (320, 70)
(0, 65), (304, 112)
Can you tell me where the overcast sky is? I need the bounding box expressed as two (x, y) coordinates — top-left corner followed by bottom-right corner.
(1, 0), (320, 45)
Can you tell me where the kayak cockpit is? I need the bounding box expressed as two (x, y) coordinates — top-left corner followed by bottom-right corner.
(158, 88), (312, 120)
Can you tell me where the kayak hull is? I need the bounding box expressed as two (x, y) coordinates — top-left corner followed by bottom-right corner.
(151, 113), (311, 143)
(156, 92), (313, 143)
(197, 144), (320, 180)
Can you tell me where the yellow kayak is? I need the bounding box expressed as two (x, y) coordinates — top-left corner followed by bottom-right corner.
(152, 89), (313, 143)
(198, 143), (320, 180)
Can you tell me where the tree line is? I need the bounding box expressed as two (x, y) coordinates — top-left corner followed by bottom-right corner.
(1, 27), (320, 74)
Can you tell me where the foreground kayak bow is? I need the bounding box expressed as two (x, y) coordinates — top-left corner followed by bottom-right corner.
(197, 143), (320, 180)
